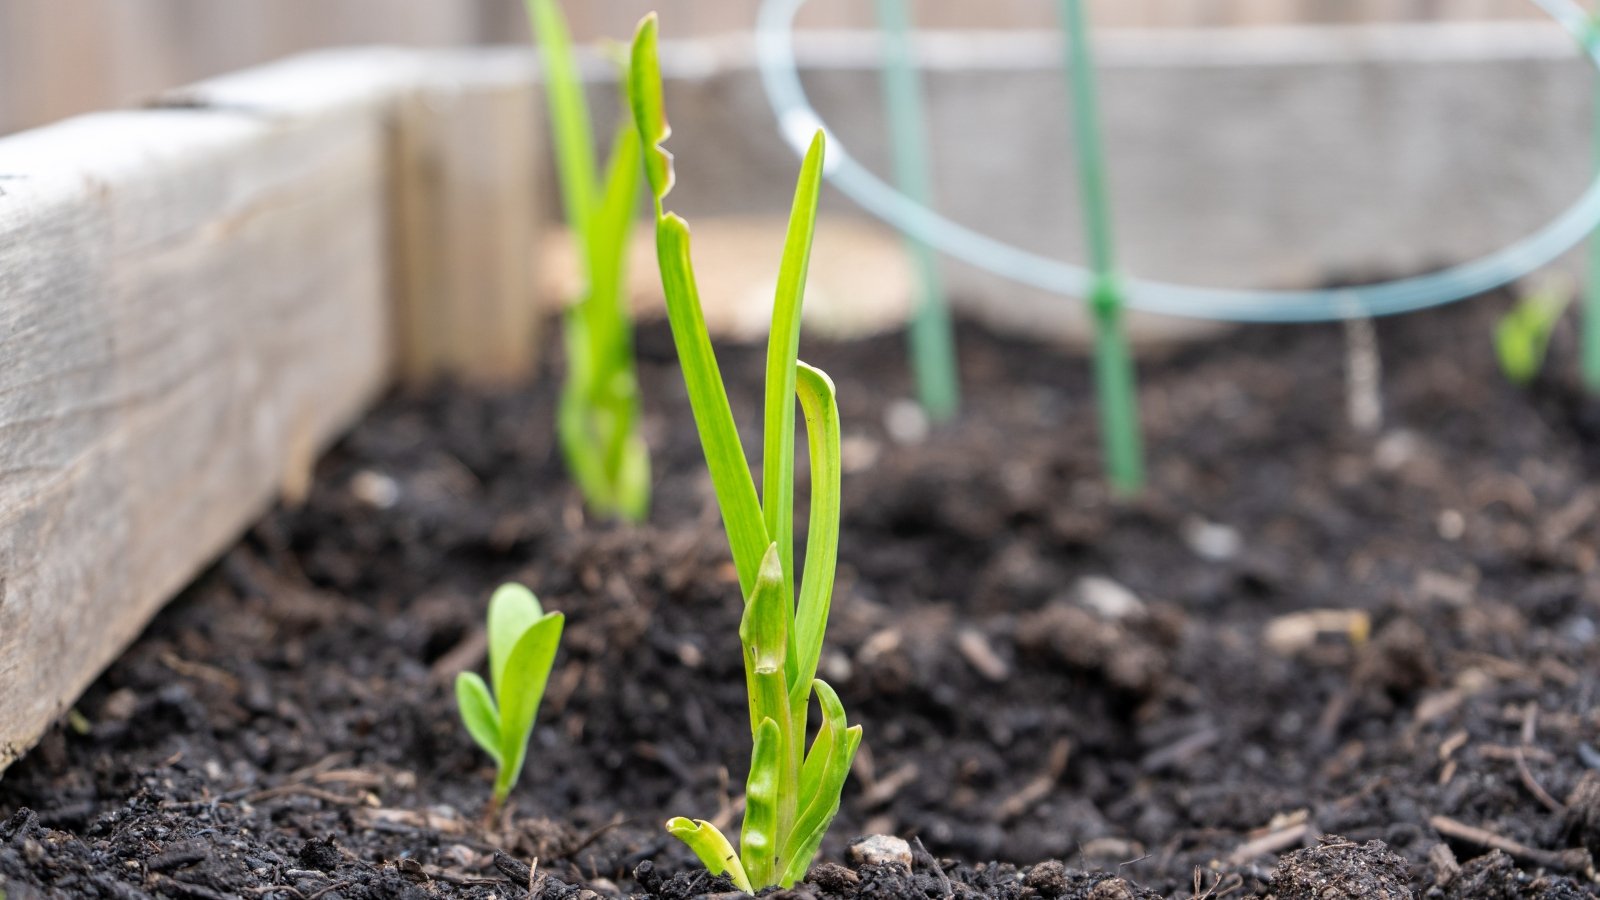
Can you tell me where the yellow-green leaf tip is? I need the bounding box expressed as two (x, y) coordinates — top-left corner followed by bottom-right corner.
(629, 12), (674, 201)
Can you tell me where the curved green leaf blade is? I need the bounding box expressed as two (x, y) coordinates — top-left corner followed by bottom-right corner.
(628, 17), (768, 595)
(762, 130), (826, 604)
(629, 14), (673, 204)
(496, 612), (565, 791)
(798, 678), (850, 795)
(583, 117), (648, 520)
(791, 363), (841, 693)
(557, 347), (615, 514)
(1495, 279), (1573, 386)
(653, 216), (769, 595)
(454, 672), (502, 764)
(488, 584), (544, 696)
(740, 717), (784, 889)
(526, 0), (599, 233)
(541, 3), (649, 522)
(781, 679), (860, 887)
(617, 432), (652, 522)
(582, 118), (643, 391)
(666, 818), (751, 892)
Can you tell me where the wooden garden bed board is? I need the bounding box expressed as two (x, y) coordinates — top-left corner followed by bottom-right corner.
(0, 48), (544, 772)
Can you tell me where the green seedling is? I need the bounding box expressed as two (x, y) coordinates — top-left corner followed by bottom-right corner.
(1587, 59), (1600, 392)
(629, 15), (862, 891)
(1585, 14), (1600, 392)
(455, 584), (565, 816)
(1496, 275), (1575, 386)
(526, 0), (650, 522)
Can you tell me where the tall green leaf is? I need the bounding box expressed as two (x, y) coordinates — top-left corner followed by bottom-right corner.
(586, 119), (644, 368)
(526, 0), (599, 232)
(531, 0), (650, 522)
(789, 363), (840, 696)
(762, 131), (826, 602)
(584, 116), (647, 518)
(630, 14), (768, 594)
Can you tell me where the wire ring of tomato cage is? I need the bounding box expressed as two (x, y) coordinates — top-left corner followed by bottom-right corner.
(754, 0), (1600, 322)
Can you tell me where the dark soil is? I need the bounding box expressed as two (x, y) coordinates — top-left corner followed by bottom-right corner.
(4, 295), (1600, 899)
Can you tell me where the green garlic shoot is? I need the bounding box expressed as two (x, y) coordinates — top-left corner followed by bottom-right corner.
(455, 584), (565, 815)
(525, 0), (650, 521)
(628, 14), (862, 892)
(1496, 274), (1574, 386)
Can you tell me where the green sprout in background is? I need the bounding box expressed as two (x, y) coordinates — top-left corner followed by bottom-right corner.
(1057, 0), (1145, 495)
(1586, 46), (1600, 392)
(874, 0), (961, 421)
(1496, 274), (1575, 386)
(526, 0), (650, 521)
(455, 584), (565, 817)
(630, 15), (862, 891)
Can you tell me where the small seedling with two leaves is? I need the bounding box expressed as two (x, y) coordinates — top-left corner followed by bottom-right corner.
(525, 0), (650, 521)
(455, 584), (565, 818)
(1496, 274), (1575, 387)
(629, 15), (862, 892)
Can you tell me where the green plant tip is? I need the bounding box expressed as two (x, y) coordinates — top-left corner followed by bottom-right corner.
(1497, 274), (1575, 387)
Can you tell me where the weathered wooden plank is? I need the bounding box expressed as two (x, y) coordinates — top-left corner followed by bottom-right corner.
(391, 50), (546, 384)
(0, 47), (549, 771)
(0, 105), (391, 767)
(169, 47), (546, 384)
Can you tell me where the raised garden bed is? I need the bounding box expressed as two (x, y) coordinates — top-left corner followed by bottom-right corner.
(5, 296), (1600, 898)
(3, 22), (1600, 900)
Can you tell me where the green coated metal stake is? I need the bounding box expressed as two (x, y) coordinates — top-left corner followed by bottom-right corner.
(1587, 20), (1600, 391)
(875, 0), (961, 421)
(1057, 0), (1144, 494)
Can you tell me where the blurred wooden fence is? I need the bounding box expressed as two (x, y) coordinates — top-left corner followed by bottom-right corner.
(0, 0), (1548, 135)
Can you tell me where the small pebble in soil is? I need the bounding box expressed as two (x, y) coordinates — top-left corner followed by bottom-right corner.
(884, 400), (930, 445)
(847, 834), (912, 870)
(1181, 516), (1241, 562)
(1436, 508), (1465, 540)
(1075, 576), (1145, 621)
(1373, 429), (1428, 473)
(349, 469), (400, 509)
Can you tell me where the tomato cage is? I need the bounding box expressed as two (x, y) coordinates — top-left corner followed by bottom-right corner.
(755, 0), (1600, 324)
